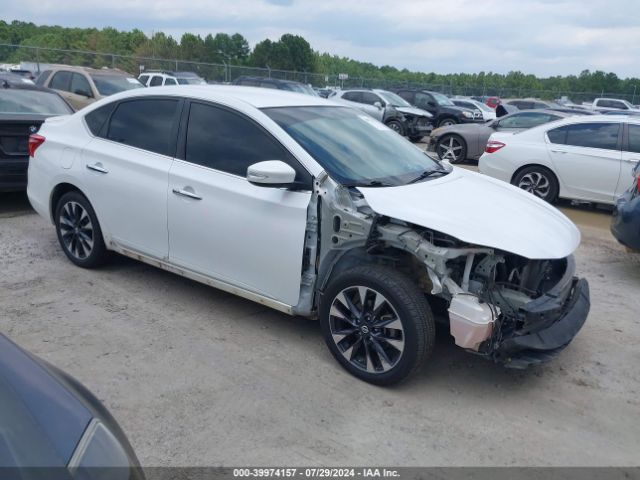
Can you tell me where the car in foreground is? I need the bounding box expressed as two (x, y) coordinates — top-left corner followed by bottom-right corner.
(428, 109), (570, 163)
(37, 66), (144, 110)
(394, 89), (483, 127)
(0, 80), (73, 192)
(330, 88), (432, 141)
(479, 115), (640, 204)
(611, 162), (640, 251)
(28, 86), (589, 385)
(138, 70), (207, 86)
(0, 333), (144, 477)
(452, 98), (496, 122)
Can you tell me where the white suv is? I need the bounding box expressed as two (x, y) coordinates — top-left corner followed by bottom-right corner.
(27, 86), (590, 384)
(138, 71), (206, 87)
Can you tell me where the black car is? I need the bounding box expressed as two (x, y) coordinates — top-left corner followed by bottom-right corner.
(0, 333), (144, 479)
(232, 76), (317, 96)
(0, 78), (74, 192)
(611, 162), (640, 251)
(393, 89), (483, 128)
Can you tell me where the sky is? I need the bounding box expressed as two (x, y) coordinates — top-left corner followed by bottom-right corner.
(1, 0), (639, 78)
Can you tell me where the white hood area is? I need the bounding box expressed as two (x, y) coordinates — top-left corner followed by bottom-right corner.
(358, 168), (581, 259)
(396, 106), (433, 118)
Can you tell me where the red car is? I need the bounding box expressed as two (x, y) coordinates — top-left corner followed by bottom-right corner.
(486, 96), (501, 109)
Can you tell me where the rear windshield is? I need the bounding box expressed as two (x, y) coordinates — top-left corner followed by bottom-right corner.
(0, 90), (73, 115)
(90, 74), (144, 96)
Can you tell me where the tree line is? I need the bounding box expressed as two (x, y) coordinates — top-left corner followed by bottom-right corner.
(1, 20), (638, 100)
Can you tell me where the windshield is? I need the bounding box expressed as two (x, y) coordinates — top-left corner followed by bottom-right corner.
(0, 90), (73, 115)
(377, 91), (412, 107)
(432, 92), (454, 106)
(90, 74), (144, 96)
(264, 106), (445, 186)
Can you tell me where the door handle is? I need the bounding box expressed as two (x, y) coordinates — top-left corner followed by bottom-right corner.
(172, 188), (202, 200)
(86, 163), (108, 173)
(550, 150), (567, 154)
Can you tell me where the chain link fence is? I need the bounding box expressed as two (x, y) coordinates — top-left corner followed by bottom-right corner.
(1, 43), (637, 104)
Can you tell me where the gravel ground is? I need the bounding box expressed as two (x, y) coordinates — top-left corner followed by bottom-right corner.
(0, 190), (639, 467)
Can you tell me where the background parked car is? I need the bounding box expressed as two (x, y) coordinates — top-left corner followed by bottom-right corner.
(428, 109), (569, 163)
(479, 115), (640, 204)
(590, 97), (640, 113)
(138, 70), (207, 86)
(0, 79), (73, 192)
(472, 95), (501, 109)
(394, 89), (483, 127)
(452, 98), (496, 121)
(0, 333), (144, 477)
(331, 88), (432, 141)
(504, 98), (593, 115)
(232, 76), (317, 96)
(36, 66), (144, 110)
(611, 162), (640, 251)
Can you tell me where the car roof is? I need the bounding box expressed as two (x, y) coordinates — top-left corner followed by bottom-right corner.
(47, 65), (133, 77)
(90, 84), (335, 109)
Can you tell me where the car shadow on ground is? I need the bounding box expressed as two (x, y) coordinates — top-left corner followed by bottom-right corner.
(0, 192), (33, 217)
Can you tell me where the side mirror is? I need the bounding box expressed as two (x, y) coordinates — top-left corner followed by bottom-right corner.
(247, 160), (296, 187)
(374, 101), (383, 109)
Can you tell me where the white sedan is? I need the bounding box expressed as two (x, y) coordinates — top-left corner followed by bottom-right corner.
(27, 85), (589, 384)
(479, 115), (640, 204)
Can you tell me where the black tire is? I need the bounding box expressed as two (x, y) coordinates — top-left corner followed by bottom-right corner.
(436, 134), (467, 164)
(409, 135), (424, 143)
(512, 165), (559, 203)
(437, 117), (457, 128)
(385, 119), (405, 136)
(54, 191), (109, 268)
(320, 265), (435, 386)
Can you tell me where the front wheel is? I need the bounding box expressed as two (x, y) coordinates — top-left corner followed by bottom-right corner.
(320, 265), (435, 386)
(512, 166), (559, 203)
(385, 119), (405, 136)
(438, 118), (457, 128)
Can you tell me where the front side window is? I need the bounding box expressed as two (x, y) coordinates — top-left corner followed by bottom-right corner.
(138, 75), (149, 85)
(342, 92), (362, 102)
(35, 70), (52, 86)
(414, 92), (434, 109)
(431, 92), (454, 106)
(548, 122), (620, 150)
(106, 99), (179, 155)
(360, 92), (381, 105)
(164, 78), (177, 86)
(70, 73), (92, 96)
(185, 102), (310, 187)
(49, 71), (72, 91)
(264, 106), (445, 187)
(377, 91), (411, 108)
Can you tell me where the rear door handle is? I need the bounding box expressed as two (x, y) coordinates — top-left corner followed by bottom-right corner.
(86, 163), (108, 173)
(172, 188), (202, 200)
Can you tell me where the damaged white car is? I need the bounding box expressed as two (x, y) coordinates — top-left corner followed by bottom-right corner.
(27, 86), (590, 385)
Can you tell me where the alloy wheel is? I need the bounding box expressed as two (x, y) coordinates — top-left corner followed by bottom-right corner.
(329, 286), (405, 374)
(438, 136), (463, 162)
(518, 172), (551, 199)
(59, 201), (94, 260)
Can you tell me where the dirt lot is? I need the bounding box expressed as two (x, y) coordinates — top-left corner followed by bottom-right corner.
(1, 185), (639, 467)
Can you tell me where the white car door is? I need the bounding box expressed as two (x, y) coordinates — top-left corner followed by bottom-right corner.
(82, 97), (181, 259)
(546, 121), (622, 203)
(167, 101), (312, 306)
(616, 123), (640, 197)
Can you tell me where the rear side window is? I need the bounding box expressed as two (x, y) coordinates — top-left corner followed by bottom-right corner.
(342, 92), (362, 102)
(548, 122), (620, 150)
(149, 76), (163, 87)
(184, 102), (310, 186)
(627, 124), (640, 153)
(85, 103), (116, 136)
(49, 71), (72, 91)
(164, 78), (177, 86)
(106, 99), (179, 155)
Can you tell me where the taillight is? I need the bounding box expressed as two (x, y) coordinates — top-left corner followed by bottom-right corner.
(636, 176), (640, 194)
(28, 134), (45, 157)
(485, 140), (506, 154)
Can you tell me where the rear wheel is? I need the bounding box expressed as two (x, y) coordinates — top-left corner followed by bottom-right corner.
(320, 265), (435, 385)
(512, 166), (559, 203)
(55, 191), (109, 268)
(436, 134), (467, 163)
(438, 118), (457, 128)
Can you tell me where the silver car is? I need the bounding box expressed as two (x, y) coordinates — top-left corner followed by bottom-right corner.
(331, 89), (433, 141)
(427, 109), (571, 163)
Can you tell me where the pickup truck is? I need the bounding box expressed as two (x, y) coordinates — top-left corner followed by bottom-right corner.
(589, 98), (640, 113)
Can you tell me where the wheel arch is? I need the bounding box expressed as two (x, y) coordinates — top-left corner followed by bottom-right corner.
(510, 163), (559, 186)
(49, 183), (92, 223)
